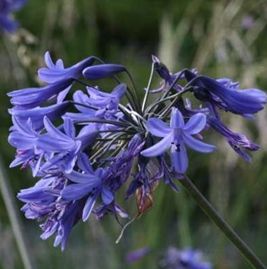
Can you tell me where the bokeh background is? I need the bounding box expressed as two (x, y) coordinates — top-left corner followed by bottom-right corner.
(0, 0), (267, 268)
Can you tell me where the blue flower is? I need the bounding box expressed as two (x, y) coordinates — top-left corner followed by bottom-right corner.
(0, 0), (27, 32)
(38, 51), (96, 83)
(8, 117), (44, 175)
(62, 154), (113, 221)
(17, 174), (83, 251)
(8, 79), (72, 109)
(208, 116), (259, 162)
(9, 101), (69, 130)
(162, 247), (212, 269)
(37, 117), (98, 174)
(141, 108), (215, 173)
(152, 55), (185, 92)
(184, 70), (267, 115)
(65, 83), (126, 123)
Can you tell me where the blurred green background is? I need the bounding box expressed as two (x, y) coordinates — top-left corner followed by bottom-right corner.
(0, 0), (267, 268)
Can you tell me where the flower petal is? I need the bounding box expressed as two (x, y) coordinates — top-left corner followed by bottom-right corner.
(146, 118), (170, 137)
(141, 133), (172, 157)
(111, 83), (126, 99)
(63, 118), (76, 138)
(82, 194), (97, 221)
(43, 117), (70, 141)
(183, 133), (215, 153)
(66, 171), (98, 184)
(184, 113), (207, 135)
(61, 183), (94, 201)
(101, 187), (114, 205)
(170, 108), (184, 128)
(171, 143), (188, 173)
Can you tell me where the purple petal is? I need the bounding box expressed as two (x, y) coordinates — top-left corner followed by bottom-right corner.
(141, 133), (172, 157)
(63, 118), (75, 138)
(184, 113), (207, 135)
(101, 187), (114, 205)
(170, 108), (185, 128)
(111, 83), (126, 98)
(37, 134), (73, 151)
(171, 143), (188, 173)
(44, 51), (56, 69)
(146, 118), (171, 137)
(61, 184), (94, 201)
(183, 133), (215, 153)
(66, 171), (99, 184)
(43, 117), (70, 141)
(82, 195), (97, 221)
(57, 85), (71, 103)
(77, 153), (94, 174)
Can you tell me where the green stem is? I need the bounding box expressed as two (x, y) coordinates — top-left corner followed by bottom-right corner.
(0, 158), (34, 269)
(141, 62), (155, 113)
(180, 175), (266, 269)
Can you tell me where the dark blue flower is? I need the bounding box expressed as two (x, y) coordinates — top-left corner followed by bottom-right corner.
(184, 70), (267, 115)
(152, 55), (184, 92)
(8, 79), (73, 109)
(208, 116), (259, 162)
(141, 108), (215, 173)
(38, 51), (96, 83)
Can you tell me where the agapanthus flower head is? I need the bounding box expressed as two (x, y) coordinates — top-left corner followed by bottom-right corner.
(8, 52), (266, 249)
(0, 0), (27, 32)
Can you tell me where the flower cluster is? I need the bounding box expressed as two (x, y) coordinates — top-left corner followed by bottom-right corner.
(0, 0), (27, 32)
(160, 247), (212, 269)
(8, 51), (266, 249)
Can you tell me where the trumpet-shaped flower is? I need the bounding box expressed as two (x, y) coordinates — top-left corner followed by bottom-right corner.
(65, 83), (126, 123)
(141, 108), (215, 173)
(38, 51), (95, 83)
(37, 117), (97, 174)
(62, 154), (113, 221)
(184, 70), (267, 115)
(8, 79), (72, 109)
(9, 101), (69, 130)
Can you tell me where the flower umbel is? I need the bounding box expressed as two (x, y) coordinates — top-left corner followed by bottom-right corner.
(7, 52), (266, 255)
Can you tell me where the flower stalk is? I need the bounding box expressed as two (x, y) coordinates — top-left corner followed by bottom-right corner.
(180, 175), (266, 269)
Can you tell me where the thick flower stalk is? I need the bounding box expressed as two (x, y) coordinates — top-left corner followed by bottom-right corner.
(0, 0), (27, 32)
(7, 51), (267, 268)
